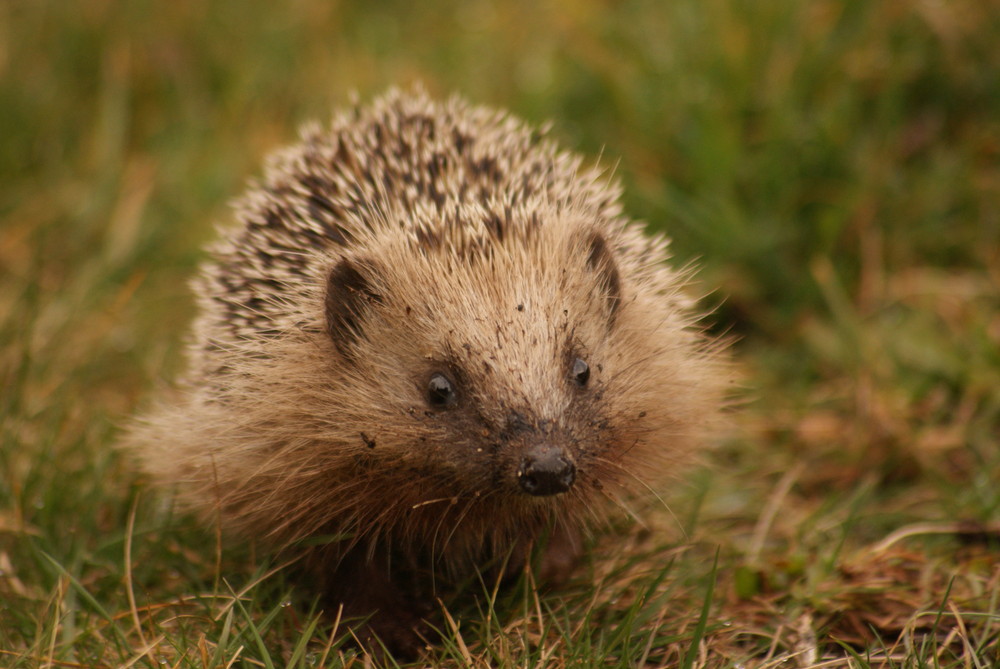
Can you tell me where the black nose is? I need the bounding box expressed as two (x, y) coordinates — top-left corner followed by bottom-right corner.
(518, 449), (576, 496)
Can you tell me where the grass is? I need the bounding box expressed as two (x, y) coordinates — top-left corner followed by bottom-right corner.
(1, 0), (998, 666)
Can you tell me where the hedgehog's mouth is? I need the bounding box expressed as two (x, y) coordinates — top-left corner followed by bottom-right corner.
(515, 445), (576, 497)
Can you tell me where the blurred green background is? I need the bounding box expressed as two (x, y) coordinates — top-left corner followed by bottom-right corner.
(1, 0), (999, 665)
(4, 0), (997, 354)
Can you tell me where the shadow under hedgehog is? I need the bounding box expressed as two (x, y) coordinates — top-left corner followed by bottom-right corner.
(125, 88), (729, 655)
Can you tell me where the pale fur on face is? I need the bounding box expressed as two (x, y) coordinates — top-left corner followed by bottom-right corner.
(126, 88), (728, 568)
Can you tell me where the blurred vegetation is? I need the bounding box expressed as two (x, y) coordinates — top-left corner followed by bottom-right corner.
(1, 0), (998, 666)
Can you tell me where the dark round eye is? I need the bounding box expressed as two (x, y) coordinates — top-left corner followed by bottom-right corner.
(427, 372), (457, 408)
(571, 357), (590, 387)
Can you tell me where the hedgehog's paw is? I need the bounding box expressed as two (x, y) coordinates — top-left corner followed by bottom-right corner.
(354, 604), (432, 661)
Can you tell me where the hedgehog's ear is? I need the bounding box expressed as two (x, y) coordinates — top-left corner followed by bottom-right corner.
(325, 257), (384, 358)
(585, 232), (622, 327)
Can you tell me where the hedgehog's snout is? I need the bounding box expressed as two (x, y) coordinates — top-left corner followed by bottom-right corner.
(517, 446), (576, 496)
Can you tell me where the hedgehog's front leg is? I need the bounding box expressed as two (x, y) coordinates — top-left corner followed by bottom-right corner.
(310, 546), (432, 658)
(504, 523), (584, 585)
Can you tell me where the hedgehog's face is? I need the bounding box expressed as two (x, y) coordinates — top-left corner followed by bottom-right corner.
(319, 220), (688, 519)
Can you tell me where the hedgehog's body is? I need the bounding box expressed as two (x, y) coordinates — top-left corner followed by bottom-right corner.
(130, 90), (726, 652)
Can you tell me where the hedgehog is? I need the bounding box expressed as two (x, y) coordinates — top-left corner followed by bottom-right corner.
(127, 88), (728, 654)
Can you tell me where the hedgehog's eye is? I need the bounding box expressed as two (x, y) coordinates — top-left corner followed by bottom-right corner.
(427, 372), (458, 408)
(571, 358), (590, 387)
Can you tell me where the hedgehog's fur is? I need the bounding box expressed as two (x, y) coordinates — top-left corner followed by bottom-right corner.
(128, 88), (728, 652)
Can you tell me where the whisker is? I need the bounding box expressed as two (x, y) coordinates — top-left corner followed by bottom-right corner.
(592, 455), (687, 541)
